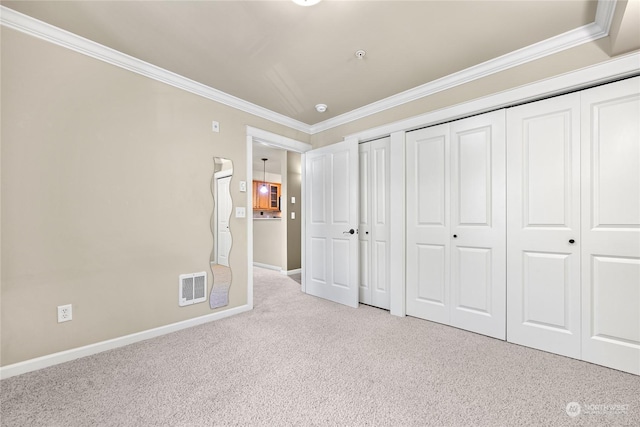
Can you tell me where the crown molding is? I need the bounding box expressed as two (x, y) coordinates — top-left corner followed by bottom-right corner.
(0, 6), (311, 134)
(595, 0), (617, 34)
(344, 51), (640, 143)
(309, 0), (618, 134)
(1, 1), (618, 137)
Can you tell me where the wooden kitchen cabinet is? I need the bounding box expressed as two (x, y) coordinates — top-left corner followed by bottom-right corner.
(253, 181), (281, 210)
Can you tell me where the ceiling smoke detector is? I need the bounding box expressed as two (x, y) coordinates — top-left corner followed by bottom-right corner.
(315, 104), (327, 113)
(292, 0), (321, 6)
(355, 50), (366, 59)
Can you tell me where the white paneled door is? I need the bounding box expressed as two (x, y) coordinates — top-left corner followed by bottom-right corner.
(406, 110), (506, 340)
(506, 92), (581, 358)
(359, 137), (391, 309)
(406, 124), (451, 324)
(305, 139), (359, 308)
(581, 77), (640, 375)
(450, 111), (506, 339)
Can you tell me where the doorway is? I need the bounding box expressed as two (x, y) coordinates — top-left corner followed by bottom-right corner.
(251, 144), (300, 273)
(246, 127), (312, 309)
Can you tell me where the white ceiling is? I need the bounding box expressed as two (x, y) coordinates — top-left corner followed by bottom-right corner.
(2, 0), (599, 126)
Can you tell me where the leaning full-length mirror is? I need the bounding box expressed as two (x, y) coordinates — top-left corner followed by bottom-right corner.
(210, 157), (233, 309)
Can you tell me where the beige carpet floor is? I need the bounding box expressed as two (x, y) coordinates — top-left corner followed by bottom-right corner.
(1, 267), (639, 426)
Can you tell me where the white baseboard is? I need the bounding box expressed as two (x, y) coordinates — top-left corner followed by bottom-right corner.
(0, 304), (251, 380)
(283, 268), (301, 276)
(253, 262), (282, 272)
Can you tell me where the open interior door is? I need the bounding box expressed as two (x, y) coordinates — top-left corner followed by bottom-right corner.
(304, 139), (359, 308)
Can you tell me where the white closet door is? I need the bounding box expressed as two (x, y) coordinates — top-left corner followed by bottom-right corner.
(406, 124), (451, 324)
(581, 77), (640, 375)
(506, 93), (581, 358)
(359, 138), (391, 309)
(359, 143), (372, 305)
(450, 110), (506, 340)
(370, 138), (391, 309)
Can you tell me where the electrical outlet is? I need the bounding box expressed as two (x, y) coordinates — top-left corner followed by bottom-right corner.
(57, 304), (72, 323)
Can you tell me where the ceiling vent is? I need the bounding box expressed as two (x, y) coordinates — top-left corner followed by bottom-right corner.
(179, 272), (207, 306)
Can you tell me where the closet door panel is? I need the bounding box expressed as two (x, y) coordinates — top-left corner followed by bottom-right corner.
(371, 138), (391, 309)
(359, 137), (390, 309)
(406, 124), (451, 324)
(358, 144), (372, 305)
(581, 77), (640, 375)
(506, 92), (581, 359)
(450, 110), (506, 340)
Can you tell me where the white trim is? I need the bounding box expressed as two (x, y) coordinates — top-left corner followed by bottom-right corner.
(246, 126), (312, 153)
(0, 6), (310, 134)
(246, 135), (255, 310)
(0, 304), (251, 380)
(595, 0), (617, 35)
(253, 262), (282, 272)
(300, 153), (307, 294)
(308, 0), (618, 134)
(213, 169), (233, 180)
(0, 1), (619, 136)
(389, 131), (406, 317)
(283, 268), (302, 276)
(344, 52), (640, 143)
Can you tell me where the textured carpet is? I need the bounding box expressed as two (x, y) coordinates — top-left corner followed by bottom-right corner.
(1, 267), (639, 426)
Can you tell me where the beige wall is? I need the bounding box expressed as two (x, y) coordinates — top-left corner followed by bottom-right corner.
(253, 171), (281, 185)
(0, 27), (308, 366)
(286, 152), (302, 271)
(252, 219), (283, 268)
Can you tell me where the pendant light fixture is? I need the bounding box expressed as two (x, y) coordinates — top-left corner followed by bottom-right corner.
(260, 158), (268, 194)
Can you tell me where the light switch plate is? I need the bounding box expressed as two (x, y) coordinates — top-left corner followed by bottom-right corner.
(235, 207), (246, 218)
(212, 121), (220, 132)
(291, 212), (296, 219)
(239, 181), (247, 192)
(291, 196), (296, 204)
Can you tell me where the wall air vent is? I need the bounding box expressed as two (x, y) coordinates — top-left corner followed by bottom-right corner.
(179, 272), (207, 306)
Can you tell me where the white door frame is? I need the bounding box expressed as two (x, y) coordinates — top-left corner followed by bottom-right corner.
(246, 127), (312, 309)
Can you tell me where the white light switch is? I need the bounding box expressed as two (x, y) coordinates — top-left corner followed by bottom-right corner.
(212, 121), (220, 132)
(291, 196), (296, 204)
(235, 207), (246, 218)
(239, 181), (247, 192)
(291, 212), (295, 219)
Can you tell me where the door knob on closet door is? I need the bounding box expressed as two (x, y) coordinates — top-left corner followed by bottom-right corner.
(453, 234), (458, 238)
(569, 239), (575, 244)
